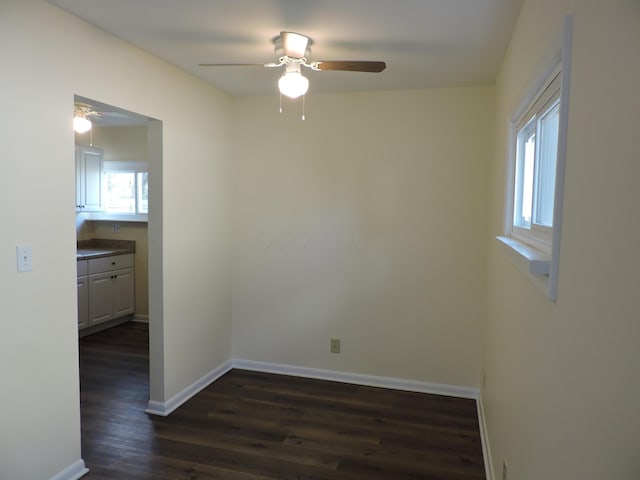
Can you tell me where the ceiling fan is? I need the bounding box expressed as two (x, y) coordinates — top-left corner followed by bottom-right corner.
(73, 102), (138, 134)
(199, 31), (386, 101)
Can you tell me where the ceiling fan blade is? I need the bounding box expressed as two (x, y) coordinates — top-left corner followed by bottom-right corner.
(198, 63), (272, 67)
(280, 31), (310, 58)
(315, 61), (386, 73)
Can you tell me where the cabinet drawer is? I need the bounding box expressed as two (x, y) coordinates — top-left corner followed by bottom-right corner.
(77, 259), (88, 276)
(88, 253), (134, 274)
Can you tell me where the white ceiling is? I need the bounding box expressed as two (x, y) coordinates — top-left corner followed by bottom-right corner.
(53, 0), (523, 97)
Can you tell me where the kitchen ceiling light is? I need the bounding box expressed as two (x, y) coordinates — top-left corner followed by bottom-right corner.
(278, 63), (309, 99)
(74, 104), (101, 133)
(73, 115), (92, 133)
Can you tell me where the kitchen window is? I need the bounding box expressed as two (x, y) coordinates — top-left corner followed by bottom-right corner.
(104, 161), (148, 216)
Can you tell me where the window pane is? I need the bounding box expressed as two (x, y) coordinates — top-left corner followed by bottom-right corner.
(514, 121), (536, 228)
(535, 102), (559, 227)
(105, 172), (136, 213)
(137, 172), (148, 214)
(521, 131), (535, 226)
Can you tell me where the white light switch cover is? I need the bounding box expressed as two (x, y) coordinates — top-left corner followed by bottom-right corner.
(16, 244), (33, 273)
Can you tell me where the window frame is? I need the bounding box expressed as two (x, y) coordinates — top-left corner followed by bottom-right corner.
(511, 68), (562, 254)
(497, 15), (573, 302)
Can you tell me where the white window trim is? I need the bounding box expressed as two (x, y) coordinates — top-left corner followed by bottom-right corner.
(497, 15), (572, 302)
(84, 212), (148, 223)
(103, 160), (148, 172)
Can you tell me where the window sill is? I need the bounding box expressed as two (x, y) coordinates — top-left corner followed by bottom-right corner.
(82, 212), (148, 223)
(496, 236), (550, 275)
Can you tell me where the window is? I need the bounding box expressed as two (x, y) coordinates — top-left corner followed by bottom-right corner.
(103, 161), (148, 216)
(499, 66), (563, 286)
(498, 14), (573, 302)
(511, 70), (561, 252)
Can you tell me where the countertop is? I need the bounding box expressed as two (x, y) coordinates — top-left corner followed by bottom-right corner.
(76, 239), (136, 261)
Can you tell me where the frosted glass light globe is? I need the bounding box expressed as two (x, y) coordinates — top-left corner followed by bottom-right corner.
(73, 116), (92, 133)
(278, 71), (309, 99)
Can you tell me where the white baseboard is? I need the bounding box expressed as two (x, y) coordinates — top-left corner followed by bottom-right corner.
(477, 394), (495, 480)
(145, 357), (479, 417)
(145, 360), (233, 416)
(49, 460), (89, 480)
(231, 359), (480, 399)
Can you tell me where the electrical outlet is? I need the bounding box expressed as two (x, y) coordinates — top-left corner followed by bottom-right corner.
(502, 459), (508, 480)
(113, 223), (120, 233)
(330, 338), (341, 354)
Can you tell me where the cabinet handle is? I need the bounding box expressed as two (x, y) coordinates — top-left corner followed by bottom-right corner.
(111, 262), (116, 265)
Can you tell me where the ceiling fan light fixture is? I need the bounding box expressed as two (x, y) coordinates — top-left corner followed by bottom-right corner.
(278, 72), (309, 99)
(278, 63), (309, 99)
(73, 115), (92, 133)
(74, 104), (100, 133)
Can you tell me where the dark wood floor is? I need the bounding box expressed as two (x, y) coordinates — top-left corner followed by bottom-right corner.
(79, 322), (486, 479)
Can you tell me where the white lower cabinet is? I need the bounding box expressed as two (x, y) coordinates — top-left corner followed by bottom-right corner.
(79, 254), (135, 329)
(88, 268), (134, 325)
(112, 268), (135, 317)
(77, 260), (89, 329)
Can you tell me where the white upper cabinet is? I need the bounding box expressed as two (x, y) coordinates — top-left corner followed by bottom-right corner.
(76, 145), (103, 212)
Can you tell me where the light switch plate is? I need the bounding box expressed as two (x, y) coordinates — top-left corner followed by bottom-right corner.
(16, 244), (33, 273)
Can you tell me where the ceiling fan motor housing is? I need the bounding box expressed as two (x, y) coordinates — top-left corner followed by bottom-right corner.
(274, 31), (312, 59)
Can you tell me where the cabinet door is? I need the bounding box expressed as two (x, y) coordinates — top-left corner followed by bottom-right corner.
(75, 146), (83, 211)
(76, 146), (103, 212)
(77, 275), (89, 329)
(112, 268), (135, 318)
(82, 147), (103, 212)
(88, 272), (113, 325)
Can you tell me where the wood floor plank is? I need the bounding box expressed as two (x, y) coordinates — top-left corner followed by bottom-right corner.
(80, 321), (485, 479)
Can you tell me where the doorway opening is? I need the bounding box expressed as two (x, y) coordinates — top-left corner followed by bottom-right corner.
(73, 95), (163, 458)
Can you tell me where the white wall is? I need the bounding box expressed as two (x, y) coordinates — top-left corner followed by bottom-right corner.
(0, 1), (233, 479)
(232, 88), (493, 387)
(76, 125), (148, 160)
(484, 0), (640, 478)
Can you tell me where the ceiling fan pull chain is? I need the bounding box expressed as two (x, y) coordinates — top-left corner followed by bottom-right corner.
(301, 94), (306, 121)
(279, 93), (283, 114)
